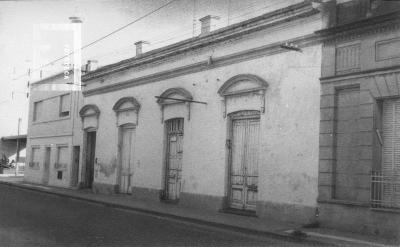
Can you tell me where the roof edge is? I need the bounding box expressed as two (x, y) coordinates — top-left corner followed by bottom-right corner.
(82, 1), (317, 82)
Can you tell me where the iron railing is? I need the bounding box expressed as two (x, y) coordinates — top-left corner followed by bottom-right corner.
(371, 171), (400, 209)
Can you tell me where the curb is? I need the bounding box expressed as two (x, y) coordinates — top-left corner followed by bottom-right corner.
(0, 181), (348, 246)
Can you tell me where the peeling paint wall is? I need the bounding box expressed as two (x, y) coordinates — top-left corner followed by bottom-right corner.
(84, 16), (322, 210)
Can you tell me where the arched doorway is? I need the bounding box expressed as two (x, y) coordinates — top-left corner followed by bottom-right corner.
(157, 87), (192, 201)
(79, 104), (100, 188)
(164, 118), (184, 201)
(218, 74), (267, 212)
(112, 97), (140, 194)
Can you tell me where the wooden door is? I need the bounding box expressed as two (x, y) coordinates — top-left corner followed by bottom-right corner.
(71, 146), (80, 187)
(165, 118), (184, 201)
(85, 131), (96, 188)
(119, 126), (134, 193)
(229, 114), (260, 211)
(43, 147), (51, 185)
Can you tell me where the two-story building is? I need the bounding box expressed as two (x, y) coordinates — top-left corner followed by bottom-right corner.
(25, 72), (83, 188)
(317, 0), (400, 238)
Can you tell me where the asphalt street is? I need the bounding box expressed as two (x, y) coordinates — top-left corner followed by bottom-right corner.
(0, 184), (326, 247)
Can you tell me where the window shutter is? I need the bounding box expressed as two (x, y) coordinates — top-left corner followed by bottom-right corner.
(60, 94), (70, 116)
(31, 148), (39, 163)
(34, 101), (42, 121)
(59, 147), (68, 163)
(30, 147), (40, 169)
(382, 99), (400, 174)
(57, 146), (68, 169)
(381, 98), (400, 206)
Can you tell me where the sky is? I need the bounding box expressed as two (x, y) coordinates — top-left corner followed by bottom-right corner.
(0, 0), (300, 138)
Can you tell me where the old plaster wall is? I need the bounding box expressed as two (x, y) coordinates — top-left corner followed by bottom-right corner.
(84, 43), (321, 221)
(81, 6), (323, 223)
(25, 136), (72, 187)
(25, 74), (83, 188)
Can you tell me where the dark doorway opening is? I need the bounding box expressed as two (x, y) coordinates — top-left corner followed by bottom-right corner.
(85, 131), (96, 188)
(43, 147), (51, 185)
(71, 146), (80, 187)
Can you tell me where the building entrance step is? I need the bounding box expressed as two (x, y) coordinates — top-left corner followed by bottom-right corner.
(220, 207), (257, 217)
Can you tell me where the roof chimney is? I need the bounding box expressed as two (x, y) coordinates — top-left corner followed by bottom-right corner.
(69, 16), (82, 23)
(199, 15), (220, 35)
(82, 60), (98, 73)
(134, 41), (149, 56)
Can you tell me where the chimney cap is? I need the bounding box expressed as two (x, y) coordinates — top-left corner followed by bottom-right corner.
(69, 16), (83, 23)
(199, 15), (220, 22)
(134, 40), (150, 45)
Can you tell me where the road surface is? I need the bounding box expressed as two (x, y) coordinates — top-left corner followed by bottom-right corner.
(0, 184), (325, 247)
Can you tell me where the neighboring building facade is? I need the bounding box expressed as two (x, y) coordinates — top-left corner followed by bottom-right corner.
(317, 0), (400, 238)
(25, 73), (83, 187)
(78, 1), (323, 224)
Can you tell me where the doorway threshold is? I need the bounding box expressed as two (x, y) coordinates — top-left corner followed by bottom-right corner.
(161, 199), (179, 204)
(220, 207), (257, 217)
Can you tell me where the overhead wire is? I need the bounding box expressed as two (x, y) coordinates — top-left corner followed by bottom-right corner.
(2, 0), (310, 109)
(1, 0), (304, 109)
(120, 1), (285, 50)
(12, 0), (297, 84)
(12, 0), (180, 81)
(67, 1), (290, 70)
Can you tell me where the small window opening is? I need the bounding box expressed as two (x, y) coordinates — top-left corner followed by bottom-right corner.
(57, 171), (63, 180)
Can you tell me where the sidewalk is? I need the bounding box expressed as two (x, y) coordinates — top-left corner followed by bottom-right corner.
(0, 176), (398, 247)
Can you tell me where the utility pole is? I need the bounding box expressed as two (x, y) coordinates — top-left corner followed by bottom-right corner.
(15, 118), (21, 176)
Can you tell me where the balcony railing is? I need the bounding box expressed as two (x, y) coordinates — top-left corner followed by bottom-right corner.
(371, 171), (400, 209)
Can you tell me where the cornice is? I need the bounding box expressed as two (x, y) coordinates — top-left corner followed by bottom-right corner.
(317, 11), (400, 44)
(83, 33), (322, 97)
(82, 2), (318, 82)
(320, 65), (400, 84)
(31, 71), (65, 85)
(28, 133), (73, 139)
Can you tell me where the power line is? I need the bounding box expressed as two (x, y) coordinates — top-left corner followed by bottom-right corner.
(127, 2), (285, 49)
(12, 0), (179, 81)
(83, 1), (288, 68)
(21, 0), (297, 78)
(146, 1), (285, 48)
(227, 1), (285, 23)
